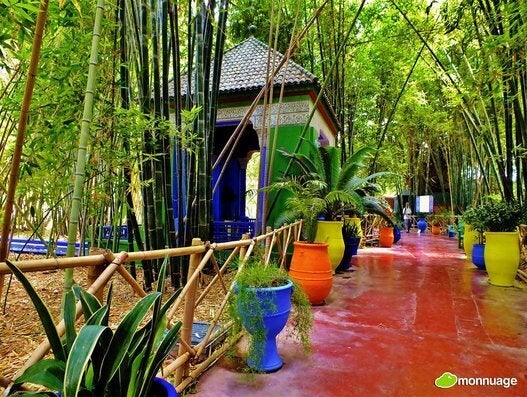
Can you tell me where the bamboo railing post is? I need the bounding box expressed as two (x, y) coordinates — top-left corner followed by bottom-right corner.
(87, 263), (104, 302)
(175, 238), (202, 385)
(239, 233), (250, 262)
(264, 226), (272, 264)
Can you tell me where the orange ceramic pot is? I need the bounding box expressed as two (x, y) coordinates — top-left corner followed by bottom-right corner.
(289, 242), (333, 305)
(432, 225), (441, 235)
(379, 227), (394, 248)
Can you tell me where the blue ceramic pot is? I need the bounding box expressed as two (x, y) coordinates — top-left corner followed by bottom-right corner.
(417, 218), (427, 233)
(236, 280), (293, 372)
(393, 226), (401, 244)
(471, 243), (486, 270)
(56, 378), (177, 397)
(337, 236), (360, 271)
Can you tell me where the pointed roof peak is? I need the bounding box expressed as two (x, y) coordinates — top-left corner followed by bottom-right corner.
(218, 36), (317, 94)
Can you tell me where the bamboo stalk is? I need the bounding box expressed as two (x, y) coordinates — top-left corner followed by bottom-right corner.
(159, 352), (190, 377)
(116, 265), (147, 298)
(0, 223), (301, 275)
(0, 0), (50, 298)
(62, 0), (107, 310)
(175, 238), (202, 384)
(126, 245), (207, 262)
(0, 255), (106, 275)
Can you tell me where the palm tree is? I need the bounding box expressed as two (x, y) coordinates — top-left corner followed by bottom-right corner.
(274, 140), (393, 222)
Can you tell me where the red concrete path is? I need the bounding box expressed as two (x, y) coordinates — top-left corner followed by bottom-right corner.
(191, 232), (527, 396)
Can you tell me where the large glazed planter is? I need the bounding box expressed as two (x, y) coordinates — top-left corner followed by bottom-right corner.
(431, 225), (441, 235)
(289, 242), (332, 305)
(463, 224), (478, 258)
(315, 221), (345, 273)
(471, 243), (485, 270)
(417, 218), (427, 233)
(56, 377), (178, 397)
(379, 227), (394, 248)
(393, 225), (401, 244)
(237, 281), (293, 372)
(484, 231), (520, 287)
(338, 236), (361, 271)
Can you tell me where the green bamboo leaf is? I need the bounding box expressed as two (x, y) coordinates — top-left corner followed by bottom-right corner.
(99, 292), (160, 386)
(5, 260), (66, 362)
(64, 325), (112, 397)
(15, 359), (66, 392)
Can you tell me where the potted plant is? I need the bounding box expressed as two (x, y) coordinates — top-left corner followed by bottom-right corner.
(268, 178), (333, 305)
(379, 220), (395, 248)
(461, 206), (486, 270)
(479, 200), (523, 286)
(230, 260), (313, 372)
(429, 215), (441, 235)
(276, 142), (393, 272)
(5, 259), (181, 397)
(337, 220), (361, 272)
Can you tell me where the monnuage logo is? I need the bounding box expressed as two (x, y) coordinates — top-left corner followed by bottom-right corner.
(435, 371), (518, 389)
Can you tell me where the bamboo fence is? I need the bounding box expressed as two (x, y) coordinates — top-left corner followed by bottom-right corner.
(0, 220), (303, 395)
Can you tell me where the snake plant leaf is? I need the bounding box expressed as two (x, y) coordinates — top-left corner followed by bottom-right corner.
(98, 292), (161, 386)
(5, 260), (66, 362)
(64, 325), (112, 397)
(63, 289), (77, 355)
(86, 303), (110, 326)
(137, 321), (182, 397)
(15, 359), (66, 392)
(73, 285), (101, 322)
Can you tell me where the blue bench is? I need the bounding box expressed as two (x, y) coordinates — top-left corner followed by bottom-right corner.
(8, 238), (89, 256)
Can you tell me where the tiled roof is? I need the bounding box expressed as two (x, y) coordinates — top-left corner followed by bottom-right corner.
(217, 36), (317, 93)
(169, 36), (318, 97)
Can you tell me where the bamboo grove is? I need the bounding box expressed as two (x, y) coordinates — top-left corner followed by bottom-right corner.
(0, 0), (526, 289)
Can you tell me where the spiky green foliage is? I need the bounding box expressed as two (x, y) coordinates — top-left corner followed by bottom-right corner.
(6, 258), (181, 397)
(272, 140), (394, 236)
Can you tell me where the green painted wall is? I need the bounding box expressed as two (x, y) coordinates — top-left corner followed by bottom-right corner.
(265, 125), (318, 228)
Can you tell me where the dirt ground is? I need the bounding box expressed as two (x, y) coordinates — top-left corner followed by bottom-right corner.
(0, 253), (228, 392)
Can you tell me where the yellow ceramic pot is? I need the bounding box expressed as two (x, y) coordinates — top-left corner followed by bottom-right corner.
(484, 231), (520, 287)
(315, 221), (345, 273)
(463, 224), (478, 258)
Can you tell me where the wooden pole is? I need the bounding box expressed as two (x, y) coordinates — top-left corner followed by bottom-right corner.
(86, 265), (104, 302)
(175, 238), (202, 384)
(0, 0), (50, 299)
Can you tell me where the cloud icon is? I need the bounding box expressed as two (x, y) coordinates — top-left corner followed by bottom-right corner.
(435, 372), (457, 388)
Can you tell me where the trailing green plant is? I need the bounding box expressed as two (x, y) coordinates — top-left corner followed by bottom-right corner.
(5, 258), (182, 397)
(228, 260), (313, 371)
